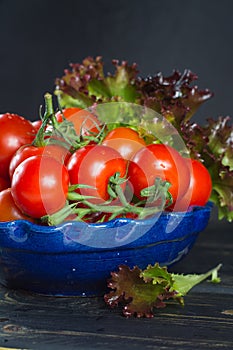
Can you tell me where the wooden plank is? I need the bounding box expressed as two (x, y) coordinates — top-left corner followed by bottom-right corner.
(0, 222), (232, 349)
(0, 288), (232, 349)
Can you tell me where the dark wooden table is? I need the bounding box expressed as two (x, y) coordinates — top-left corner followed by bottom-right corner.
(0, 216), (232, 350)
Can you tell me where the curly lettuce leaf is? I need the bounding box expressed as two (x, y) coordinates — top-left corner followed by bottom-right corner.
(55, 56), (139, 108)
(55, 56), (105, 108)
(181, 116), (233, 221)
(136, 69), (213, 127)
(210, 165), (233, 221)
(104, 264), (181, 318)
(55, 59), (212, 124)
(104, 263), (221, 318)
(142, 263), (222, 296)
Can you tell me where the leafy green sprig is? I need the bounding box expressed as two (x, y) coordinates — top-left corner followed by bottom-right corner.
(43, 174), (172, 226)
(104, 263), (222, 318)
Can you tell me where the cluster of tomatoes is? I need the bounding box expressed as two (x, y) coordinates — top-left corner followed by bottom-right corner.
(0, 104), (213, 225)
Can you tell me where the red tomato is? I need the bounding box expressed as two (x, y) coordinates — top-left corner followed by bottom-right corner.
(31, 120), (42, 132)
(0, 113), (36, 178)
(11, 155), (69, 218)
(55, 107), (101, 136)
(173, 159), (212, 211)
(55, 107), (83, 122)
(67, 144), (127, 203)
(0, 176), (10, 192)
(9, 144), (71, 179)
(128, 144), (190, 204)
(0, 188), (36, 222)
(102, 127), (146, 160)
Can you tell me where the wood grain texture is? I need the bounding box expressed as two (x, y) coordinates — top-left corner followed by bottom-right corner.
(0, 221), (232, 350)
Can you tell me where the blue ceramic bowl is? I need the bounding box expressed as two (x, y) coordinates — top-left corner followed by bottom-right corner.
(0, 204), (212, 296)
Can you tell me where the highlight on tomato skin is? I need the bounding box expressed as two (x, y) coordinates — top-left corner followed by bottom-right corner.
(11, 155), (70, 219)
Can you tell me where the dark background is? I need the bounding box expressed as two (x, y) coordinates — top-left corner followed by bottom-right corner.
(0, 0), (233, 123)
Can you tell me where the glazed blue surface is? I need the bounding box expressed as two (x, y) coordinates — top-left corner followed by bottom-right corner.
(0, 204), (212, 296)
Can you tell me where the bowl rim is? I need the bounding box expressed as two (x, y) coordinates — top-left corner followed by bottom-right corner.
(0, 202), (213, 233)
(0, 203), (212, 252)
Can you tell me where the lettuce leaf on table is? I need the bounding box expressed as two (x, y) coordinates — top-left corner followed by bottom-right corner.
(104, 263), (222, 318)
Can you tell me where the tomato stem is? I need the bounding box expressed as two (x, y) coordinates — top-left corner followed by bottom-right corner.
(44, 175), (173, 225)
(32, 93), (55, 147)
